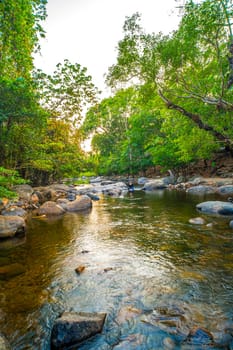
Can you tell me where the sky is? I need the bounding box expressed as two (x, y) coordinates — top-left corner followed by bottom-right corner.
(34, 0), (182, 95)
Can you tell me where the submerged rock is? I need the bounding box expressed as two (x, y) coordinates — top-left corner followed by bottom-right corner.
(51, 311), (107, 349)
(0, 216), (26, 238)
(196, 201), (233, 217)
(186, 326), (214, 346)
(189, 217), (205, 225)
(0, 263), (25, 280)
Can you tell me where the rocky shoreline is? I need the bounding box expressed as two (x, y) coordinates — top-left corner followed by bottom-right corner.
(1, 174), (233, 239)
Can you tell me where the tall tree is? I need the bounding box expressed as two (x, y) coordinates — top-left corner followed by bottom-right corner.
(0, 0), (47, 79)
(0, 0), (48, 184)
(106, 2), (233, 149)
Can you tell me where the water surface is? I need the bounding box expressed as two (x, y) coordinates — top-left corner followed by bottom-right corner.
(0, 190), (232, 349)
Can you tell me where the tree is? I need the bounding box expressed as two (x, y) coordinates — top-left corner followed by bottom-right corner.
(35, 59), (99, 125)
(0, 0), (47, 79)
(106, 2), (233, 152)
(82, 88), (141, 174)
(157, 0), (233, 145)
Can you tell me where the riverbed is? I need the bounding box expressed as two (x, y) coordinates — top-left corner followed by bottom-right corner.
(0, 189), (233, 349)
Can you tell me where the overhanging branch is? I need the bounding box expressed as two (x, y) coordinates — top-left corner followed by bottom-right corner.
(158, 89), (230, 143)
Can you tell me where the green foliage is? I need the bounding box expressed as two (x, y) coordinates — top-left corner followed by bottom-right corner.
(35, 59), (99, 124)
(99, 2), (233, 176)
(0, 167), (26, 199)
(0, 77), (44, 125)
(0, 0), (47, 79)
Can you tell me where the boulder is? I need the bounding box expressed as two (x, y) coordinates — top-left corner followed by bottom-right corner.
(187, 185), (216, 195)
(51, 311), (107, 349)
(190, 177), (204, 185)
(30, 191), (44, 205)
(36, 188), (57, 202)
(229, 220), (233, 229)
(0, 216), (26, 238)
(196, 201), (233, 217)
(76, 182), (127, 197)
(137, 177), (148, 185)
(93, 182), (128, 197)
(36, 201), (65, 216)
(65, 195), (92, 212)
(1, 206), (27, 218)
(12, 184), (33, 201)
(56, 199), (69, 211)
(142, 179), (167, 191)
(217, 185), (233, 196)
(89, 176), (103, 184)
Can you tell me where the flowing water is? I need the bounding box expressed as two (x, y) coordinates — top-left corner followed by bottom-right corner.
(0, 190), (233, 349)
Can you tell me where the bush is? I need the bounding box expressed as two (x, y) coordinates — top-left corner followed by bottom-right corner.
(0, 167), (27, 199)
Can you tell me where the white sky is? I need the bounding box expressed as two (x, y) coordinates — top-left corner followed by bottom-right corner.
(34, 0), (181, 95)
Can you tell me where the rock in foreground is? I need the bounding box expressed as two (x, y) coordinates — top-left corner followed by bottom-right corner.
(196, 201), (233, 217)
(51, 311), (106, 349)
(0, 216), (26, 238)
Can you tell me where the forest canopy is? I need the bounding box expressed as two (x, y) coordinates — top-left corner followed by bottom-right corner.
(0, 0), (233, 197)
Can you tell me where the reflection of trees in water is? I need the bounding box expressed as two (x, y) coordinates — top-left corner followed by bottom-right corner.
(0, 192), (232, 348)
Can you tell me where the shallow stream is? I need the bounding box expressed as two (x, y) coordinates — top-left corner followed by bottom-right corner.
(0, 190), (233, 349)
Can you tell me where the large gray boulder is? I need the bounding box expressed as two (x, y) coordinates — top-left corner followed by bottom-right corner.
(0, 216), (26, 238)
(142, 179), (167, 191)
(51, 311), (107, 349)
(36, 201), (65, 216)
(217, 185), (233, 196)
(196, 201), (233, 217)
(187, 185), (216, 195)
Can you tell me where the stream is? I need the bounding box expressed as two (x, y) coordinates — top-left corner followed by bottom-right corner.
(0, 189), (233, 349)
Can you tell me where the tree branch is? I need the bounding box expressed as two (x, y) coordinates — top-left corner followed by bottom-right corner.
(158, 89), (230, 143)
